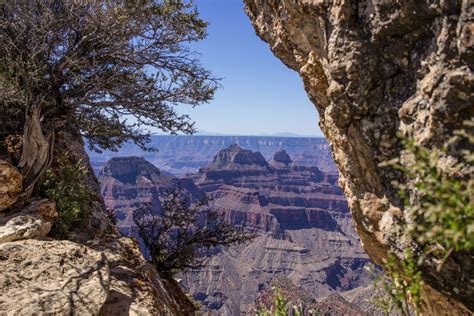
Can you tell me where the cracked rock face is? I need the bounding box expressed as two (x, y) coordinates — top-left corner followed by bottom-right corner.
(0, 239), (109, 315)
(244, 0), (473, 313)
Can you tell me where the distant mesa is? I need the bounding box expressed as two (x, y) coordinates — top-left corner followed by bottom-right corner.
(99, 156), (167, 184)
(269, 149), (293, 167)
(207, 144), (268, 169)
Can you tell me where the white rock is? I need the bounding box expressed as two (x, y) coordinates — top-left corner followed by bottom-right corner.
(0, 239), (109, 315)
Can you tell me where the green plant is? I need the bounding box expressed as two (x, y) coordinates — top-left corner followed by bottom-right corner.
(373, 250), (423, 316)
(375, 120), (473, 314)
(258, 286), (318, 316)
(41, 153), (91, 237)
(385, 120), (474, 266)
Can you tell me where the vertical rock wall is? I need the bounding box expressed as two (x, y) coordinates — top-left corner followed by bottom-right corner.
(244, 0), (473, 313)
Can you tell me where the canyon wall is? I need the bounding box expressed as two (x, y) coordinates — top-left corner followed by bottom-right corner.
(99, 147), (375, 314)
(243, 0), (473, 313)
(182, 146), (372, 314)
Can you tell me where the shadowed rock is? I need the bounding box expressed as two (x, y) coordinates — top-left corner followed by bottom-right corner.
(269, 149), (293, 167)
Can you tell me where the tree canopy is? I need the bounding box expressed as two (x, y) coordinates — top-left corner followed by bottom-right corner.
(0, 0), (219, 152)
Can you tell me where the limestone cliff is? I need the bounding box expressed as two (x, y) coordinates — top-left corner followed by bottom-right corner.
(244, 0), (473, 314)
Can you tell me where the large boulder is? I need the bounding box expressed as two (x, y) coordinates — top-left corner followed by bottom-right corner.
(0, 239), (109, 315)
(0, 159), (22, 211)
(244, 0), (473, 313)
(0, 199), (57, 243)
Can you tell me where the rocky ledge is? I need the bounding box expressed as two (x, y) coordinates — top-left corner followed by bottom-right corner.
(0, 154), (194, 315)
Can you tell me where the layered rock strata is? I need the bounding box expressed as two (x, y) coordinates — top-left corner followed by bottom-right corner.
(88, 135), (337, 176)
(99, 149), (373, 314)
(181, 146), (372, 314)
(244, 0), (474, 313)
(99, 156), (202, 236)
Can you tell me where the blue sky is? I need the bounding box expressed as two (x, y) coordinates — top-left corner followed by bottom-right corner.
(173, 0), (322, 137)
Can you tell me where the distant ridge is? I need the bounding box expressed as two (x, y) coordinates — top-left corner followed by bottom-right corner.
(150, 131), (324, 138)
(88, 135), (336, 176)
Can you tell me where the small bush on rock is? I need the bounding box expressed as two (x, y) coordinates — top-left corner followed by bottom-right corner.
(41, 153), (90, 237)
(372, 250), (423, 315)
(376, 119), (473, 314)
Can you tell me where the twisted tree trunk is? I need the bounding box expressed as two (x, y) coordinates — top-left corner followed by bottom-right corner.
(14, 98), (54, 209)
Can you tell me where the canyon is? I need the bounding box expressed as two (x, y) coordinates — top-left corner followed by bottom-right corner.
(88, 135), (337, 176)
(0, 1), (471, 314)
(99, 145), (374, 314)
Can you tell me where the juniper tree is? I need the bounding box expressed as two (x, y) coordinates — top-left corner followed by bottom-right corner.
(0, 0), (219, 203)
(133, 190), (255, 276)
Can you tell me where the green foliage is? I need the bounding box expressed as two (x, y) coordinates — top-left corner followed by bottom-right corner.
(384, 120), (474, 263)
(373, 250), (423, 316)
(375, 120), (473, 314)
(0, 0), (220, 152)
(258, 287), (318, 316)
(41, 154), (90, 237)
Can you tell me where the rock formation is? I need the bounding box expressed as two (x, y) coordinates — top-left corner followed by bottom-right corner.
(99, 156), (203, 236)
(0, 160), (22, 211)
(98, 150), (376, 314)
(243, 0), (473, 313)
(181, 146), (373, 314)
(88, 135), (337, 175)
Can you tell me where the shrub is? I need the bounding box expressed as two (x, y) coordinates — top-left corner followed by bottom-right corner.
(384, 120), (474, 266)
(376, 119), (473, 314)
(258, 287), (318, 316)
(133, 189), (255, 277)
(372, 250), (423, 315)
(41, 153), (90, 237)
